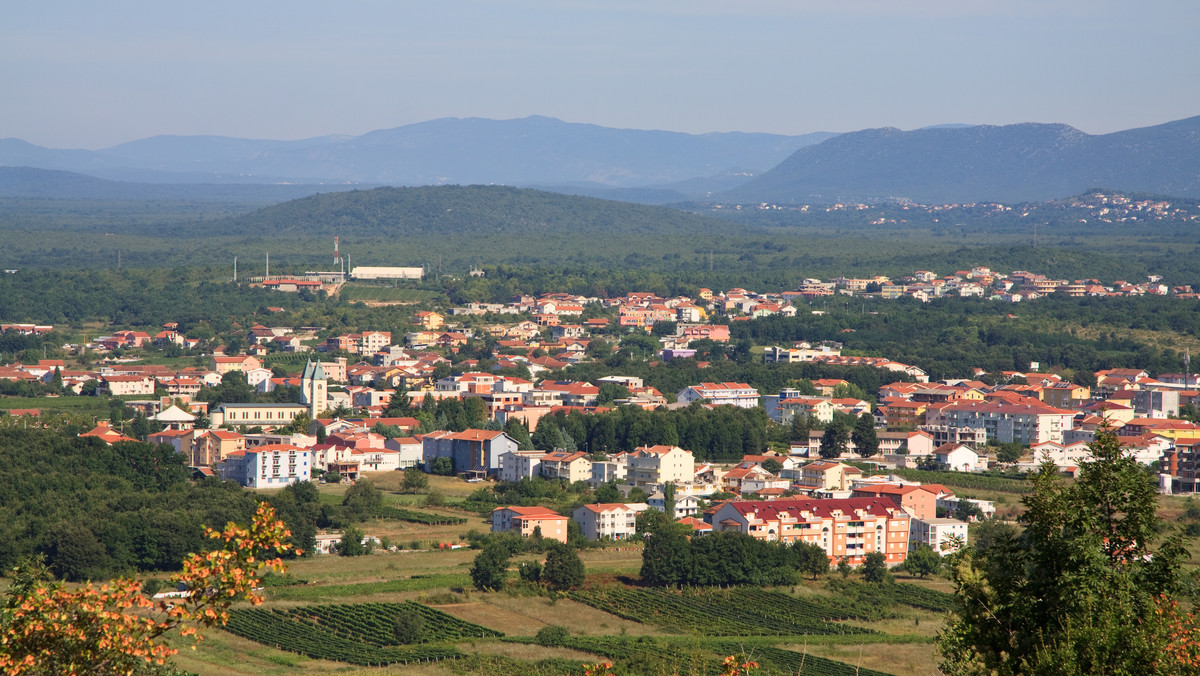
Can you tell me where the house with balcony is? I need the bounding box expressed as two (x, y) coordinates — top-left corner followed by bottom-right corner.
(627, 445), (696, 487)
(910, 517), (969, 555)
(572, 503), (650, 540)
(421, 429), (518, 475)
(498, 450), (547, 482)
(677, 382), (760, 408)
(540, 451), (593, 483)
(215, 443), (311, 489)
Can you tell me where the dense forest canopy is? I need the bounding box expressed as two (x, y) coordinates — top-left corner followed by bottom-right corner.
(0, 429), (258, 580)
(3, 185), (1200, 283)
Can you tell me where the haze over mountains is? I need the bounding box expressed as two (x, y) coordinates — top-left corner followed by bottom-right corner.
(2, 114), (1198, 204)
(0, 116), (830, 196)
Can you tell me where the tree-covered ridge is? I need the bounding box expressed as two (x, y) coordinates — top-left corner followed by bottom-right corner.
(0, 267), (308, 325)
(182, 185), (746, 239)
(0, 429), (258, 580)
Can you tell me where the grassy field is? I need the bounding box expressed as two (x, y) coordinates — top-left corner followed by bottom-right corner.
(166, 474), (962, 676)
(170, 471), (1200, 676)
(339, 284), (446, 305)
(0, 395), (110, 415)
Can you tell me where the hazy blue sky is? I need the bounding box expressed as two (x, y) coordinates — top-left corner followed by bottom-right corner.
(3, 0), (1197, 149)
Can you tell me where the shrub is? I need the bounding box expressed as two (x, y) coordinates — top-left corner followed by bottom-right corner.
(862, 551), (888, 584)
(543, 544), (586, 591)
(393, 608), (425, 644)
(535, 624), (570, 647)
(519, 560), (543, 583)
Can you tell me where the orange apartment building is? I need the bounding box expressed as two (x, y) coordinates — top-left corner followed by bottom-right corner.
(709, 497), (911, 566)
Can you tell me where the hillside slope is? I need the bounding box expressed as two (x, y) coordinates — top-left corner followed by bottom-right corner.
(727, 116), (1200, 203)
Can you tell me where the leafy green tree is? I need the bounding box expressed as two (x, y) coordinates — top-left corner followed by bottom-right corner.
(430, 456), (454, 476)
(635, 507), (674, 535)
(761, 458), (783, 475)
(393, 607), (425, 643)
(794, 542), (830, 580)
(42, 524), (110, 582)
(832, 382), (870, 401)
(902, 544), (942, 578)
(518, 560), (542, 583)
(542, 544), (586, 591)
(862, 551), (888, 583)
(469, 544), (510, 591)
(530, 419), (561, 451)
(994, 442), (1024, 464)
(384, 385), (413, 417)
(402, 466), (429, 493)
(504, 418), (534, 450)
(819, 425), (848, 459)
(341, 479), (383, 521)
(594, 481), (622, 504)
(462, 396), (489, 430)
(640, 522), (691, 587)
(789, 413), (812, 443)
(852, 412), (879, 457)
(954, 500), (985, 522)
(836, 557), (852, 579)
(336, 526), (367, 556)
(937, 431), (1192, 675)
(596, 382), (632, 405)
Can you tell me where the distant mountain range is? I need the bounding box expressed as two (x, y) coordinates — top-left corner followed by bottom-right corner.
(0, 116), (832, 195)
(2, 114), (1197, 205)
(725, 116), (1200, 203)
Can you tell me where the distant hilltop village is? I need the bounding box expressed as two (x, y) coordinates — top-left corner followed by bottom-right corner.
(716, 192), (1192, 225)
(249, 263), (1198, 302)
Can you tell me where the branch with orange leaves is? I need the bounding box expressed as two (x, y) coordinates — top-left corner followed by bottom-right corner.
(0, 503), (296, 676)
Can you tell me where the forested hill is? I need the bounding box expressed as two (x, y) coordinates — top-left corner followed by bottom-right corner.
(726, 115), (1200, 204)
(186, 184), (745, 239)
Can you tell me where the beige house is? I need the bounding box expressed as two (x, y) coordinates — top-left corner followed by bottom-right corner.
(572, 503), (650, 540)
(413, 311), (444, 330)
(100, 375), (156, 396)
(490, 506), (568, 542)
(210, 355), (264, 375)
(539, 451), (593, 483)
(215, 403), (307, 427)
(192, 429), (246, 466)
(779, 397), (835, 424)
(627, 445), (696, 487)
(796, 461), (862, 492)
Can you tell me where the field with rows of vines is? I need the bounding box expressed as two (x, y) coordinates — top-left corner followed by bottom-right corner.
(567, 586), (882, 636)
(223, 601), (500, 666)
